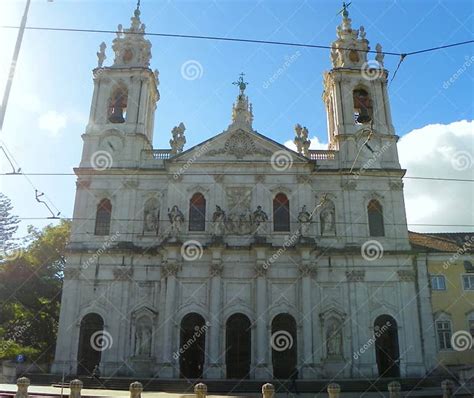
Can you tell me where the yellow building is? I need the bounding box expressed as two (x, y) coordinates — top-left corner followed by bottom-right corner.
(410, 232), (474, 374)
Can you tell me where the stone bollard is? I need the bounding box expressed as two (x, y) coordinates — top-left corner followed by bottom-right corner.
(262, 383), (275, 398)
(441, 379), (454, 398)
(327, 383), (341, 398)
(15, 377), (30, 398)
(70, 379), (83, 398)
(388, 381), (401, 398)
(130, 381), (143, 398)
(194, 383), (208, 398)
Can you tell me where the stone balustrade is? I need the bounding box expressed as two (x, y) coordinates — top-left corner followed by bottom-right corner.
(12, 378), (460, 397)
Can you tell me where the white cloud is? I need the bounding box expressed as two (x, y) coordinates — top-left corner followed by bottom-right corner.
(284, 135), (328, 151)
(398, 120), (474, 232)
(38, 110), (68, 137)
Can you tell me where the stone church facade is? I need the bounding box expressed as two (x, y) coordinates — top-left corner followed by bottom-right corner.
(52, 5), (437, 380)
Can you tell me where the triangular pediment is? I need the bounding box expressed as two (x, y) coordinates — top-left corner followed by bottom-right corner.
(170, 126), (308, 164)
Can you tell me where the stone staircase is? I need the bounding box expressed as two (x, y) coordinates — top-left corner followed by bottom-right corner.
(21, 373), (465, 395)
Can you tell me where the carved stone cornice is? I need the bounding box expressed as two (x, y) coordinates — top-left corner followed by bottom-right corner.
(255, 262), (268, 277)
(299, 264), (317, 278)
(121, 179), (139, 189)
(255, 174), (265, 183)
(162, 261), (180, 277)
(213, 174), (224, 183)
(113, 267), (133, 281)
(64, 268), (81, 280)
(341, 180), (357, 190)
(76, 179), (91, 190)
(296, 175), (312, 185)
(397, 270), (415, 282)
(389, 181), (404, 191)
(346, 270), (365, 282)
(210, 261), (224, 277)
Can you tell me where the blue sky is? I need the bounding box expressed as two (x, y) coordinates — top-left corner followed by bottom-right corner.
(0, 0), (472, 236)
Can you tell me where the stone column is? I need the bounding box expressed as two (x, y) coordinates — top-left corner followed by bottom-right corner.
(194, 383), (207, 398)
(70, 379), (83, 398)
(299, 262), (316, 378)
(262, 383), (275, 398)
(255, 258), (270, 379)
(327, 383), (341, 398)
(129, 381), (143, 398)
(441, 380), (454, 398)
(15, 377), (29, 398)
(207, 246), (224, 378)
(388, 381), (401, 398)
(160, 260), (179, 377)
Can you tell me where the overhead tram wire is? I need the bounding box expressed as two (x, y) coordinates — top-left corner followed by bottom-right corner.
(0, 25), (472, 59)
(0, 171), (473, 183)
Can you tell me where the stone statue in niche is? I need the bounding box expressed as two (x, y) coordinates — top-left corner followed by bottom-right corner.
(212, 205), (226, 237)
(320, 202), (336, 236)
(326, 318), (343, 357)
(297, 205), (312, 237)
(252, 206), (268, 235)
(168, 205), (184, 238)
(143, 199), (159, 234)
(135, 322), (152, 357)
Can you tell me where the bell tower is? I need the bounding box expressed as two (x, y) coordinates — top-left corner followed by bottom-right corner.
(81, 3), (159, 167)
(323, 4), (400, 169)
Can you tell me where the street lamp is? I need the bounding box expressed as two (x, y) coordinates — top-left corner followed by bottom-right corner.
(0, 0), (54, 132)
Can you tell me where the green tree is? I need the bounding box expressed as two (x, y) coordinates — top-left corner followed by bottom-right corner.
(0, 193), (20, 257)
(0, 220), (71, 363)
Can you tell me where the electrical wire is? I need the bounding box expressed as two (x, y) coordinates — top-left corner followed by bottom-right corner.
(0, 172), (472, 183)
(0, 25), (472, 58)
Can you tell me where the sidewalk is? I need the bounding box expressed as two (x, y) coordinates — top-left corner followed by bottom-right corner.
(1, 383), (473, 397)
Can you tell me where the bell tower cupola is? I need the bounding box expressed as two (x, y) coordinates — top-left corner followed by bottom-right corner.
(323, 3), (399, 169)
(83, 1), (159, 167)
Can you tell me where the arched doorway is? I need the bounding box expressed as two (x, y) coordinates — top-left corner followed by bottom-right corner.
(374, 315), (400, 377)
(77, 313), (104, 375)
(271, 313), (297, 379)
(179, 313), (206, 378)
(226, 313), (251, 379)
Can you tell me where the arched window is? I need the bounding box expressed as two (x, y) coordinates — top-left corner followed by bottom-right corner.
(353, 88), (372, 124)
(94, 199), (112, 236)
(189, 193), (206, 231)
(368, 199), (384, 237)
(273, 193), (290, 232)
(108, 86), (128, 123)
